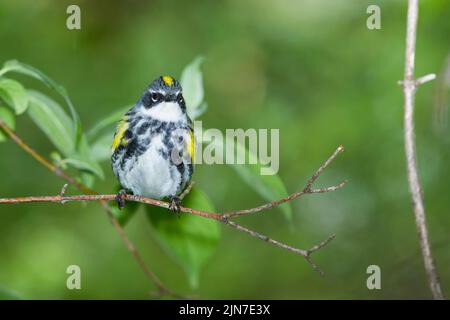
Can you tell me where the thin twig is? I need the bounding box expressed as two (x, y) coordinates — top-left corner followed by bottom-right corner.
(0, 118), (180, 299)
(223, 146), (346, 219)
(400, 0), (444, 299)
(306, 234), (336, 255)
(304, 145), (345, 191)
(0, 141), (346, 275)
(415, 73), (436, 86)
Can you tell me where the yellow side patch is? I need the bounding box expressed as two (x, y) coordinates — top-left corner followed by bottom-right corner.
(162, 75), (174, 86)
(188, 129), (195, 163)
(111, 117), (129, 153)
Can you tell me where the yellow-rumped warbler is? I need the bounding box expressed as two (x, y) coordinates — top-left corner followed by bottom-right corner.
(111, 76), (194, 211)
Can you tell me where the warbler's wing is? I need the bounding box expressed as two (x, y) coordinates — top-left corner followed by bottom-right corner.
(111, 116), (130, 154)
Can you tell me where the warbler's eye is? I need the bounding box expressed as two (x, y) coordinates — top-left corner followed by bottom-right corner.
(151, 92), (160, 102)
(176, 94), (184, 104)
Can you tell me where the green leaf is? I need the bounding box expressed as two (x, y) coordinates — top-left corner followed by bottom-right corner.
(71, 133), (105, 179)
(180, 56), (206, 119)
(0, 60), (82, 145)
(0, 62), (103, 181)
(0, 107), (15, 142)
(80, 172), (95, 189)
(50, 151), (71, 170)
(90, 128), (115, 162)
(190, 102), (208, 119)
(0, 78), (28, 114)
(0, 285), (22, 300)
(27, 90), (75, 156)
(50, 136), (104, 180)
(60, 157), (104, 180)
(86, 105), (131, 139)
(146, 188), (220, 288)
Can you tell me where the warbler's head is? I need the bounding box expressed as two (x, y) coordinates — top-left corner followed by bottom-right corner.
(138, 75), (187, 121)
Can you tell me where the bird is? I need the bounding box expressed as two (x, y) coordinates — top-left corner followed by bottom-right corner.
(111, 75), (194, 212)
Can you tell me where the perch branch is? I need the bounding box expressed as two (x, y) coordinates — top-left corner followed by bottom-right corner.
(399, 0), (444, 299)
(0, 194), (336, 276)
(0, 118), (181, 299)
(0, 129), (346, 276)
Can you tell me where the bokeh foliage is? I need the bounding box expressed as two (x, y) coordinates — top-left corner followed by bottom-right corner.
(0, 0), (449, 299)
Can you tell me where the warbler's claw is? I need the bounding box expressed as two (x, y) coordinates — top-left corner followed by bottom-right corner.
(169, 196), (181, 214)
(116, 189), (127, 210)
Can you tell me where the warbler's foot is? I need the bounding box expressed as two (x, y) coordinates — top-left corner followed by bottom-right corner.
(116, 189), (127, 210)
(168, 196), (181, 214)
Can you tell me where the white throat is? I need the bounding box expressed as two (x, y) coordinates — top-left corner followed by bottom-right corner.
(142, 101), (184, 122)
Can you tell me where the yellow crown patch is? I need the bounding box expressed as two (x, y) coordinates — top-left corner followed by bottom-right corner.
(162, 76), (174, 86)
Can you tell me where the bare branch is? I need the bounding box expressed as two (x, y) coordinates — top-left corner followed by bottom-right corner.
(400, 0), (444, 299)
(308, 181), (348, 194)
(307, 234), (336, 255)
(0, 191), (337, 275)
(415, 73), (436, 86)
(304, 145), (345, 192)
(222, 146), (346, 219)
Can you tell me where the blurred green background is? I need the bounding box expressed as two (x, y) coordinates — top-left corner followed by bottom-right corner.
(0, 0), (449, 299)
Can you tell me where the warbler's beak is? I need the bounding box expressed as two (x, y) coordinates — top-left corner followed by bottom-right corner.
(165, 94), (177, 102)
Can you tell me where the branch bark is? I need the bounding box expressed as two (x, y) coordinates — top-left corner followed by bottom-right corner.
(399, 0), (444, 300)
